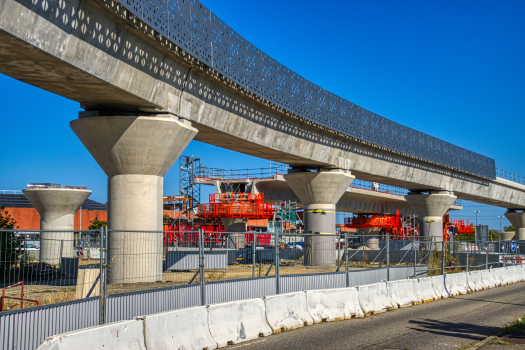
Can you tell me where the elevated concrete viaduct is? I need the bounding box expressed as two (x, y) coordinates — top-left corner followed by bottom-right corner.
(1, 0), (524, 271)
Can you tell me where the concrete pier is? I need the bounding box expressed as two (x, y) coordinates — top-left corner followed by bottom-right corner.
(505, 210), (525, 240)
(405, 191), (457, 247)
(71, 114), (197, 283)
(23, 185), (91, 264)
(284, 169), (355, 266)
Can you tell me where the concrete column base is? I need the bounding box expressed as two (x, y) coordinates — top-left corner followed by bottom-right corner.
(71, 114), (197, 283)
(285, 169), (355, 266)
(505, 210), (525, 240)
(405, 191), (457, 249)
(23, 188), (91, 264)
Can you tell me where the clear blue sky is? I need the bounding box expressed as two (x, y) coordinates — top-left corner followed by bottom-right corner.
(1, 0), (524, 229)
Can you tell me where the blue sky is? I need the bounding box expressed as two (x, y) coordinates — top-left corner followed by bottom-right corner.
(1, 0), (524, 229)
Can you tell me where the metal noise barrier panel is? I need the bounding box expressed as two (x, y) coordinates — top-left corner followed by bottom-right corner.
(206, 276), (277, 305)
(111, 0), (495, 179)
(0, 297), (100, 350)
(104, 284), (201, 324)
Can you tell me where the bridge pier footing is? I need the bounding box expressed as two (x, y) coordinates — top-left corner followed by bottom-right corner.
(405, 191), (457, 249)
(71, 114), (197, 283)
(284, 169), (355, 266)
(505, 210), (525, 240)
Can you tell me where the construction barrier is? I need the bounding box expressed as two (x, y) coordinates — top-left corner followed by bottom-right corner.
(264, 292), (313, 333)
(507, 266), (521, 284)
(480, 269), (498, 289)
(467, 271), (485, 292)
(358, 282), (395, 315)
(431, 275), (450, 299)
(493, 267), (508, 286)
(445, 272), (469, 296)
(517, 265), (525, 281)
(208, 298), (272, 347)
(142, 306), (217, 350)
(306, 288), (364, 323)
(412, 277), (437, 303)
(387, 279), (419, 308)
(37, 319), (146, 350)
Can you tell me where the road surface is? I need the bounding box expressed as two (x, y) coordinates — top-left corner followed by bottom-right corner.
(225, 281), (525, 350)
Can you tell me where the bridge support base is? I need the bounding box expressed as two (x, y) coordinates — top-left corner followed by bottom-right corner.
(23, 187), (91, 264)
(285, 169), (355, 266)
(71, 114), (197, 283)
(505, 210), (525, 240)
(405, 191), (457, 249)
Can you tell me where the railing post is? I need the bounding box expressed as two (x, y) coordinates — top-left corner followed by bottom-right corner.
(344, 232), (349, 287)
(275, 230), (280, 294)
(252, 233), (257, 278)
(386, 233), (390, 281)
(199, 229), (206, 306)
(441, 239), (445, 275)
(413, 235), (417, 278)
(485, 242), (489, 270)
(466, 241), (469, 272)
(99, 227), (103, 325)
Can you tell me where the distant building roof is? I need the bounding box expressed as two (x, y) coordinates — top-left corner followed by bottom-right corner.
(0, 193), (107, 211)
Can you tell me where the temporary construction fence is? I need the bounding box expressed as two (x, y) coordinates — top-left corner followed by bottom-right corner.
(0, 228), (523, 350)
(37, 266), (525, 350)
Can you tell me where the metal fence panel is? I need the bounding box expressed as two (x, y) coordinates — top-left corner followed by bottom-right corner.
(105, 284), (201, 323)
(205, 276), (276, 305)
(280, 272), (346, 293)
(0, 297), (99, 350)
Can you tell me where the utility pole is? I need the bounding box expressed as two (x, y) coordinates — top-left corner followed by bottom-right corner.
(473, 211), (480, 226)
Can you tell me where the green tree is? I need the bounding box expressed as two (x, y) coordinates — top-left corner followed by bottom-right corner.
(88, 217), (107, 230)
(0, 206), (21, 274)
(504, 225), (515, 232)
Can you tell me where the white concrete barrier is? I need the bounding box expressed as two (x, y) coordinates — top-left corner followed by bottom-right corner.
(387, 279), (418, 308)
(480, 269), (498, 289)
(358, 282), (395, 315)
(493, 267), (508, 286)
(517, 264), (525, 281)
(37, 319), (146, 350)
(142, 306), (217, 350)
(208, 298), (272, 347)
(445, 272), (469, 296)
(412, 277), (438, 303)
(264, 292), (313, 333)
(431, 275), (449, 299)
(506, 266), (520, 284)
(306, 288), (364, 323)
(467, 271), (485, 292)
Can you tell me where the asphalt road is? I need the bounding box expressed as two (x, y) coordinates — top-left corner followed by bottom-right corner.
(225, 281), (525, 350)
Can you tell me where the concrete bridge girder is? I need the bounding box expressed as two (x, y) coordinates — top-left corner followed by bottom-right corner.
(0, 0), (524, 211)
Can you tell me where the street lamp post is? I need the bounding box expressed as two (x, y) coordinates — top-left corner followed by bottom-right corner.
(498, 215), (504, 231)
(473, 211), (480, 226)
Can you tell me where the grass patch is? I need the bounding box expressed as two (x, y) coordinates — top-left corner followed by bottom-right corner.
(488, 340), (511, 345)
(502, 317), (525, 334)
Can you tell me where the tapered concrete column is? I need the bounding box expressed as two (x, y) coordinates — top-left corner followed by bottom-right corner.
(71, 114), (197, 283)
(284, 169), (355, 266)
(405, 191), (457, 247)
(221, 218), (249, 248)
(505, 210), (525, 240)
(23, 187), (91, 264)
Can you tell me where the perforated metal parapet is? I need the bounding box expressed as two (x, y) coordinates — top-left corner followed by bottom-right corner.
(117, 0), (496, 179)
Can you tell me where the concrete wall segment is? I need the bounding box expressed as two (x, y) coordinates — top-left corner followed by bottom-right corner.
(207, 298), (272, 347)
(264, 292), (313, 333)
(36, 319), (146, 350)
(306, 288), (364, 322)
(142, 306), (217, 350)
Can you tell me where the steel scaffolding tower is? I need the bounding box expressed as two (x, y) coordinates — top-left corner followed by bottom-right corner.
(179, 155), (201, 221)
